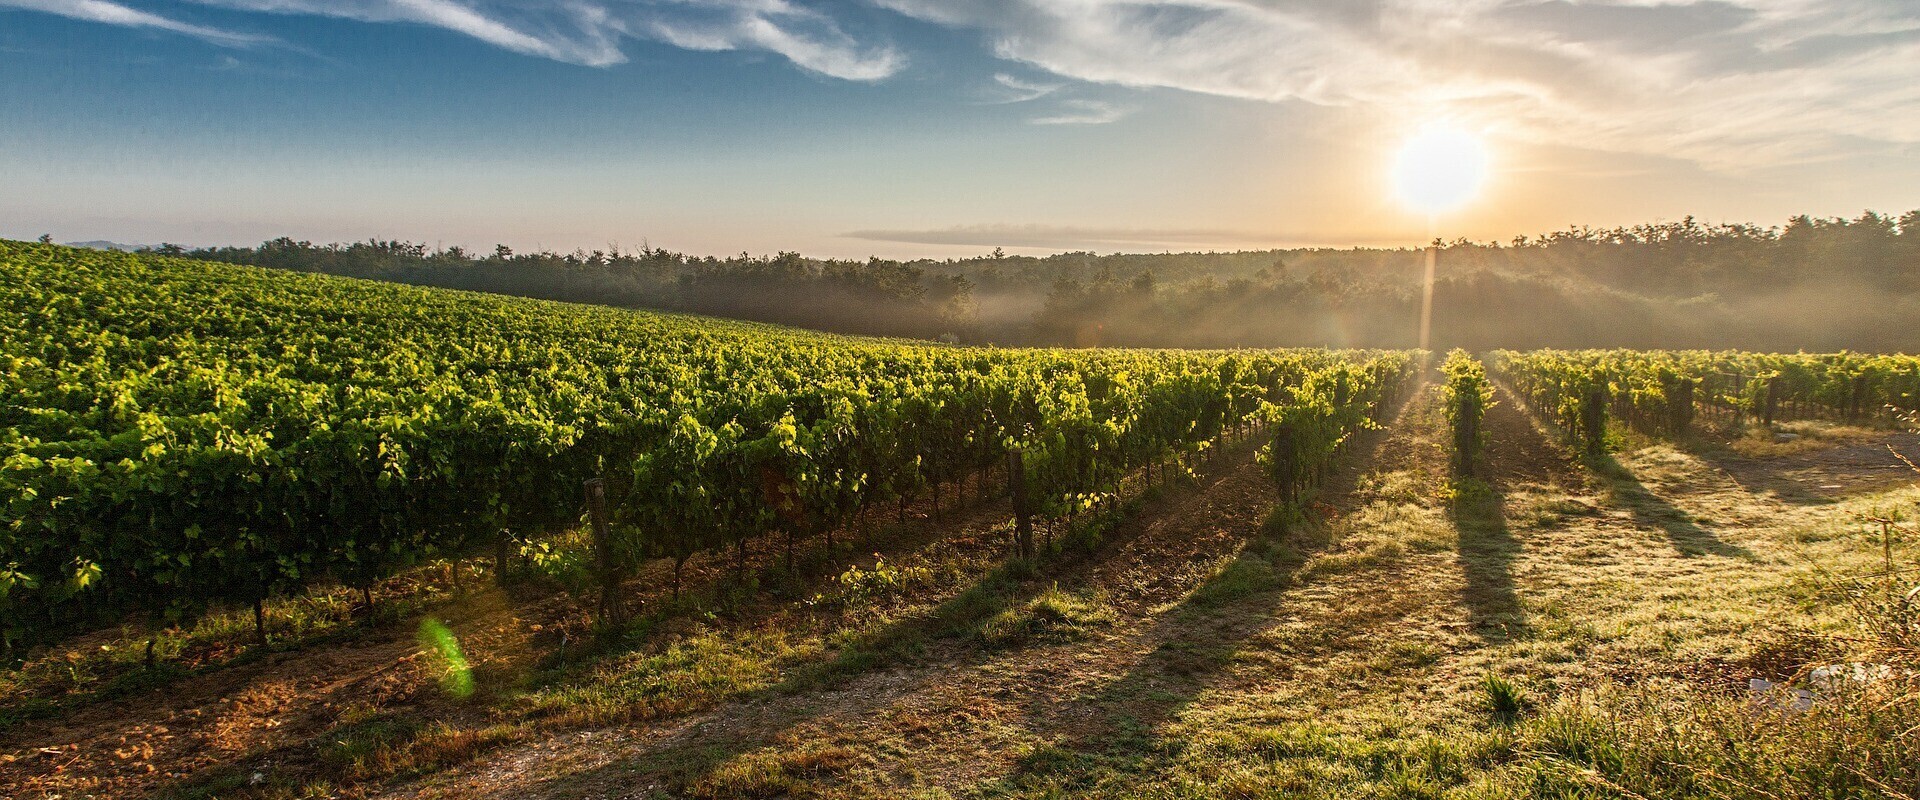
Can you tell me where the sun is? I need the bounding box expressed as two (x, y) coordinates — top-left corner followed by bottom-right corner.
(1391, 125), (1490, 216)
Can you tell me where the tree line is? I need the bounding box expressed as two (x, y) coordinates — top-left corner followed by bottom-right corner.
(150, 210), (1920, 351)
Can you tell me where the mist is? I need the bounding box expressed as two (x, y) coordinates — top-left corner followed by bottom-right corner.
(146, 210), (1920, 352)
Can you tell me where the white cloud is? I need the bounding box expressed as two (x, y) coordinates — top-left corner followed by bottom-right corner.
(390, 0), (622, 65)
(870, 0), (1920, 168)
(0, 0), (271, 45)
(990, 72), (1060, 103)
(15, 0), (1920, 167)
(672, 5), (903, 80)
(986, 72), (1125, 125)
(9, 0), (903, 79)
(1030, 98), (1128, 125)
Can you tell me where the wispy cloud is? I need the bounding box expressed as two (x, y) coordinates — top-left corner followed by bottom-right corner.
(179, 0), (624, 65)
(989, 72), (1060, 103)
(985, 72), (1125, 125)
(15, 0), (1920, 168)
(0, 0), (271, 46)
(1029, 98), (1128, 125)
(9, 0), (903, 79)
(648, 3), (902, 80)
(870, 0), (1920, 168)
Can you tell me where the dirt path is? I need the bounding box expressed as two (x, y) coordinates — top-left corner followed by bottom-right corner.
(306, 385), (1920, 796)
(1483, 383), (1587, 491)
(379, 385), (1434, 799)
(13, 372), (1913, 799)
(0, 472), (1021, 799)
(391, 423), (1297, 798)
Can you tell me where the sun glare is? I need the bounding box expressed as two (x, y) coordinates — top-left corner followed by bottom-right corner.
(1391, 126), (1490, 216)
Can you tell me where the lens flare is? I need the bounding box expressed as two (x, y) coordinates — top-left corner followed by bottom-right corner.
(418, 618), (474, 699)
(1391, 126), (1490, 216)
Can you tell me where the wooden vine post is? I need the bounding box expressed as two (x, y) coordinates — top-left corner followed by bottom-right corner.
(1762, 378), (1782, 427)
(1008, 449), (1034, 558)
(1580, 385), (1608, 457)
(1452, 388), (1481, 477)
(493, 529), (512, 585)
(1670, 378), (1695, 436)
(585, 478), (626, 627)
(1273, 423), (1299, 503)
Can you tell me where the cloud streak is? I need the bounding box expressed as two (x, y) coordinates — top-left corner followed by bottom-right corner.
(1029, 98), (1128, 125)
(870, 0), (1920, 168)
(989, 72), (1060, 103)
(0, 0), (271, 46)
(658, 4), (903, 80)
(7, 0), (903, 79)
(12, 0), (1920, 167)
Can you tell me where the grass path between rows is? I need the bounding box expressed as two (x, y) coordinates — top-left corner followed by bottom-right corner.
(8, 374), (1914, 799)
(404, 377), (1917, 799)
(388, 380), (1456, 797)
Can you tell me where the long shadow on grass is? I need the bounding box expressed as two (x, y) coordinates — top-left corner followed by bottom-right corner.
(1451, 484), (1528, 642)
(1678, 432), (1920, 507)
(142, 483), (1025, 800)
(1448, 385), (1583, 643)
(512, 442), (1270, 798)
(978, 525), (1333, 794)
(1591, 454), (1756, 561)
(977, 388), (1424, 794)
(771, 439), (1269, 696)
(1486, 382), (1751, 562)
(521, 559), (1057, 798)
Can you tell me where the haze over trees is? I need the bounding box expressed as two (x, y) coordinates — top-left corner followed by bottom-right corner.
(158, 211), (1920, 351)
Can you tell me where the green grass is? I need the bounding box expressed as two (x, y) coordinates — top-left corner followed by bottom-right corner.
(1501, 676), (1919, 800)
(686, 742), (866, 799)
(1479, 672), (1528, 724)
(977, 585), (1117, 648)
(514, 625), (811, 727)
(0, 561), (474, 725)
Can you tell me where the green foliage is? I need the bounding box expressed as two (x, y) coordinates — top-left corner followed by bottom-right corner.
(174, 210), (1920, 352)
(1441, 350), (1494, 476)
(1479, 672), (1527, 723)
(826, 557), (931, 608)
(0, 240), (1415, 647)
(1257, 353), (1417, 503)
(513, 534), (593, 594)
(1492, 349), (1920, 448)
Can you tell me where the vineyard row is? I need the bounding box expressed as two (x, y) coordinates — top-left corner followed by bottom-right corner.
(0, 241), (1414, 649)
(1489, 349), (1920, 452)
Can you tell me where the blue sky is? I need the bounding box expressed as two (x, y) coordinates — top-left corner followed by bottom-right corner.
(4, 0), (1920, 259)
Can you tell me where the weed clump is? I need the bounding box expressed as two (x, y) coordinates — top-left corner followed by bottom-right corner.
(977, 584), (1115, 647)
(687, 743), (861, 799)
(1480, 672), (1528, 724)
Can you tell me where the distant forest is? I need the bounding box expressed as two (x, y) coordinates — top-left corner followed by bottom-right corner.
(150, 211), (1920, 351)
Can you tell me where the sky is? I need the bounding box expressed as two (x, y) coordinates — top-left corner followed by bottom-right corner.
(3, 0), (1920, 260)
